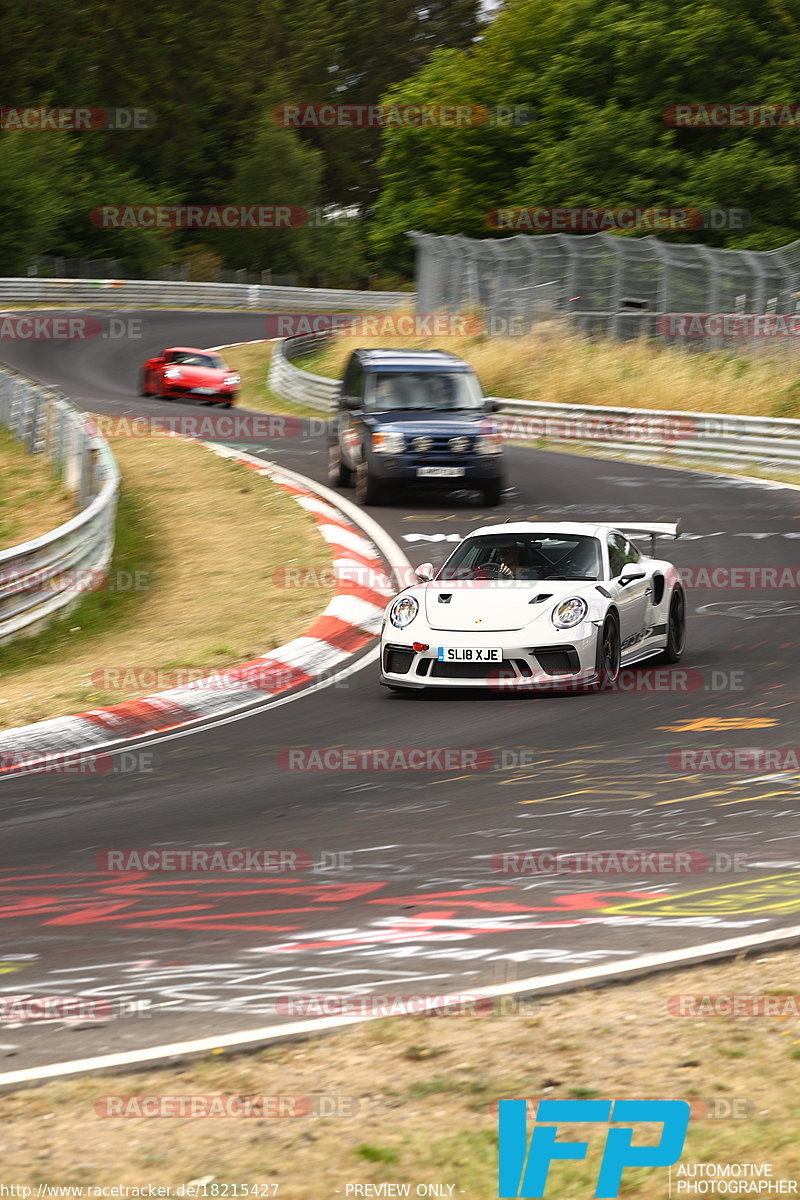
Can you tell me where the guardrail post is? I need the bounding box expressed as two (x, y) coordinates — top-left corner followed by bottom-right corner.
(27, 393), (42, 452)
(78, 434), (91, 509)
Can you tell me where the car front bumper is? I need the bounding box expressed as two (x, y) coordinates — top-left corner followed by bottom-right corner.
(380, 623), (600, 691)
(163, 385), (238, 403)
(368, 454), (503, 486)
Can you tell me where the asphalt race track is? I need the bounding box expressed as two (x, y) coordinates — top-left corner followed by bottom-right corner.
(1, 309), (799, 1074)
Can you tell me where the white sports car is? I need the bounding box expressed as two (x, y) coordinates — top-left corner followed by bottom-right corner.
(380, 520), (685, 692)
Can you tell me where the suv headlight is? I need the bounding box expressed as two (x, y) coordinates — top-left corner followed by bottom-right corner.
(475, 431), (503, 455)
(373, 431), (405, 454)
(223, 374), (240, 386)
(552, 597), (588, 628)
(389, 595), (419, 628)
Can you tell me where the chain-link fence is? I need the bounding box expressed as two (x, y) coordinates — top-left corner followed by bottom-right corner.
(410, 232), (800, 349)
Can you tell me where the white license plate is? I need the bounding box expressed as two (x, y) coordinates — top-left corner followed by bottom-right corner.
(193, 387), (217, 395)
(437, 646), (502, 663)
(417, 466), (466, 478)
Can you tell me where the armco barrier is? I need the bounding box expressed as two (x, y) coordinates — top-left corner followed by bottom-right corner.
(0, 366), (119, 643)
(268, 334), (800, 465)
(0, 278), (412, 311)
(268, 333), (339, 412)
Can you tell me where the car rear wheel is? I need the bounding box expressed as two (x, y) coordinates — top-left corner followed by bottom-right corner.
(138, 371), (149, 397)
(657, 589), (686, 663)
(328, 443), (353, 488)
(355, 459), (383, 505)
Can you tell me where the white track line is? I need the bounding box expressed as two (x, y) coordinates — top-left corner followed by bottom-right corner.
(2, 923), (800, 1088)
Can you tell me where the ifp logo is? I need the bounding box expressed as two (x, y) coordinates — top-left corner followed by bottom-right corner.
(498, 1099), (690, 1198)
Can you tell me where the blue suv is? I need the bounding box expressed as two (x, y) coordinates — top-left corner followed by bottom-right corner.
(327, 349), (505, 506)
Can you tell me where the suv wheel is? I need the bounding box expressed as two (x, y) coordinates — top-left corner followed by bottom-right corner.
(355, 459), (383, 506)
(328, 443), (353, 488)
(482, 478), (504, 507)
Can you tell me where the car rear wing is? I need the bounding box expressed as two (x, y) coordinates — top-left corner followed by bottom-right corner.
(616, 521), (682, 556)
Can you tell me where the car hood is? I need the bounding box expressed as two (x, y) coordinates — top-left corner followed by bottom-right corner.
(364, 412), (489, 435)
(422, 580), (602, 632)
(167, 366), (228, 385)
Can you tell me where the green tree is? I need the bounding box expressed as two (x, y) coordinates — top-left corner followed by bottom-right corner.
(215, 113), (323, 274)
(372, 0), (800, 269)
(0, 133), (76, 274)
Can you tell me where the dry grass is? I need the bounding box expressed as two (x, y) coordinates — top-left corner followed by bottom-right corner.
(222, 341), (337, 420)
(0, 428), (75, 551)
(0, 431), (334, 729)
(1, 950), (799, 1195)
(306, 314), (800, 419)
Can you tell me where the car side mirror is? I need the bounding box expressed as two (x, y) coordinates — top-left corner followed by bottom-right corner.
(619, 562), (647, 585)
(484, 399), (500, 413)
(415, 562), (435, 582)
(341, 395), (362, 411)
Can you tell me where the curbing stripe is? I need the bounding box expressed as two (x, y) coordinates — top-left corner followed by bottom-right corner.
(0, 438), (398, 775)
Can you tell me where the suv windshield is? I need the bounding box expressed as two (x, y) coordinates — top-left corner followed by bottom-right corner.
(439, 533), (602, 582)
(364, 371), (484, 412)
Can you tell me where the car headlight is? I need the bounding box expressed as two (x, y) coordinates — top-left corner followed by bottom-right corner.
(223, 375), (240, 386)
(389, 595), (419, 628)
(164, 368), (183, 380)
(552, 597), (588, 628)
(475, 431), (503, 455)
(373, 431), (405, 454)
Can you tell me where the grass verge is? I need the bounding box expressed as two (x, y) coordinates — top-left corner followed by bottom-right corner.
(0, 428), (75, 550)
(302, 316), (800, 420)
(222, 342), (332, 421)
(0, 430), (334, 729)
(0, 949), (798, 1195)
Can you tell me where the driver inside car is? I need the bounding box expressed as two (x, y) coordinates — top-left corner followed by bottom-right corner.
(497, 545), (522, 578)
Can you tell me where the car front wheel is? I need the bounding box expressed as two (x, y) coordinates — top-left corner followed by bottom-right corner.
(328, 443), (353, 488)
(482, 478), (504, 507)
(583, 614), (620, 691)
(355, 459), (383, 505)
(657, 589), (686, 663)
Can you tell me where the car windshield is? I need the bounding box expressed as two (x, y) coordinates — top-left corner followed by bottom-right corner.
(439, 533), (603, 582)
(364, 371), (484, 412)
(170, 352), (225, 370)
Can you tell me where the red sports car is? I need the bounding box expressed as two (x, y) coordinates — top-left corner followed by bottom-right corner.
(139, 347), (240, 406)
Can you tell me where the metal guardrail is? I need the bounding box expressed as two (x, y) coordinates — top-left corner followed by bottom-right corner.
(269, 333), (800, 465)
(0, 366), (119, 643)
(268, 334), (339, 412)
(0, 278), (413, 311)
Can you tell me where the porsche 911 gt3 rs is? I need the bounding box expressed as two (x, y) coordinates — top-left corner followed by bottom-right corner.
(380, 520), (685, 692)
